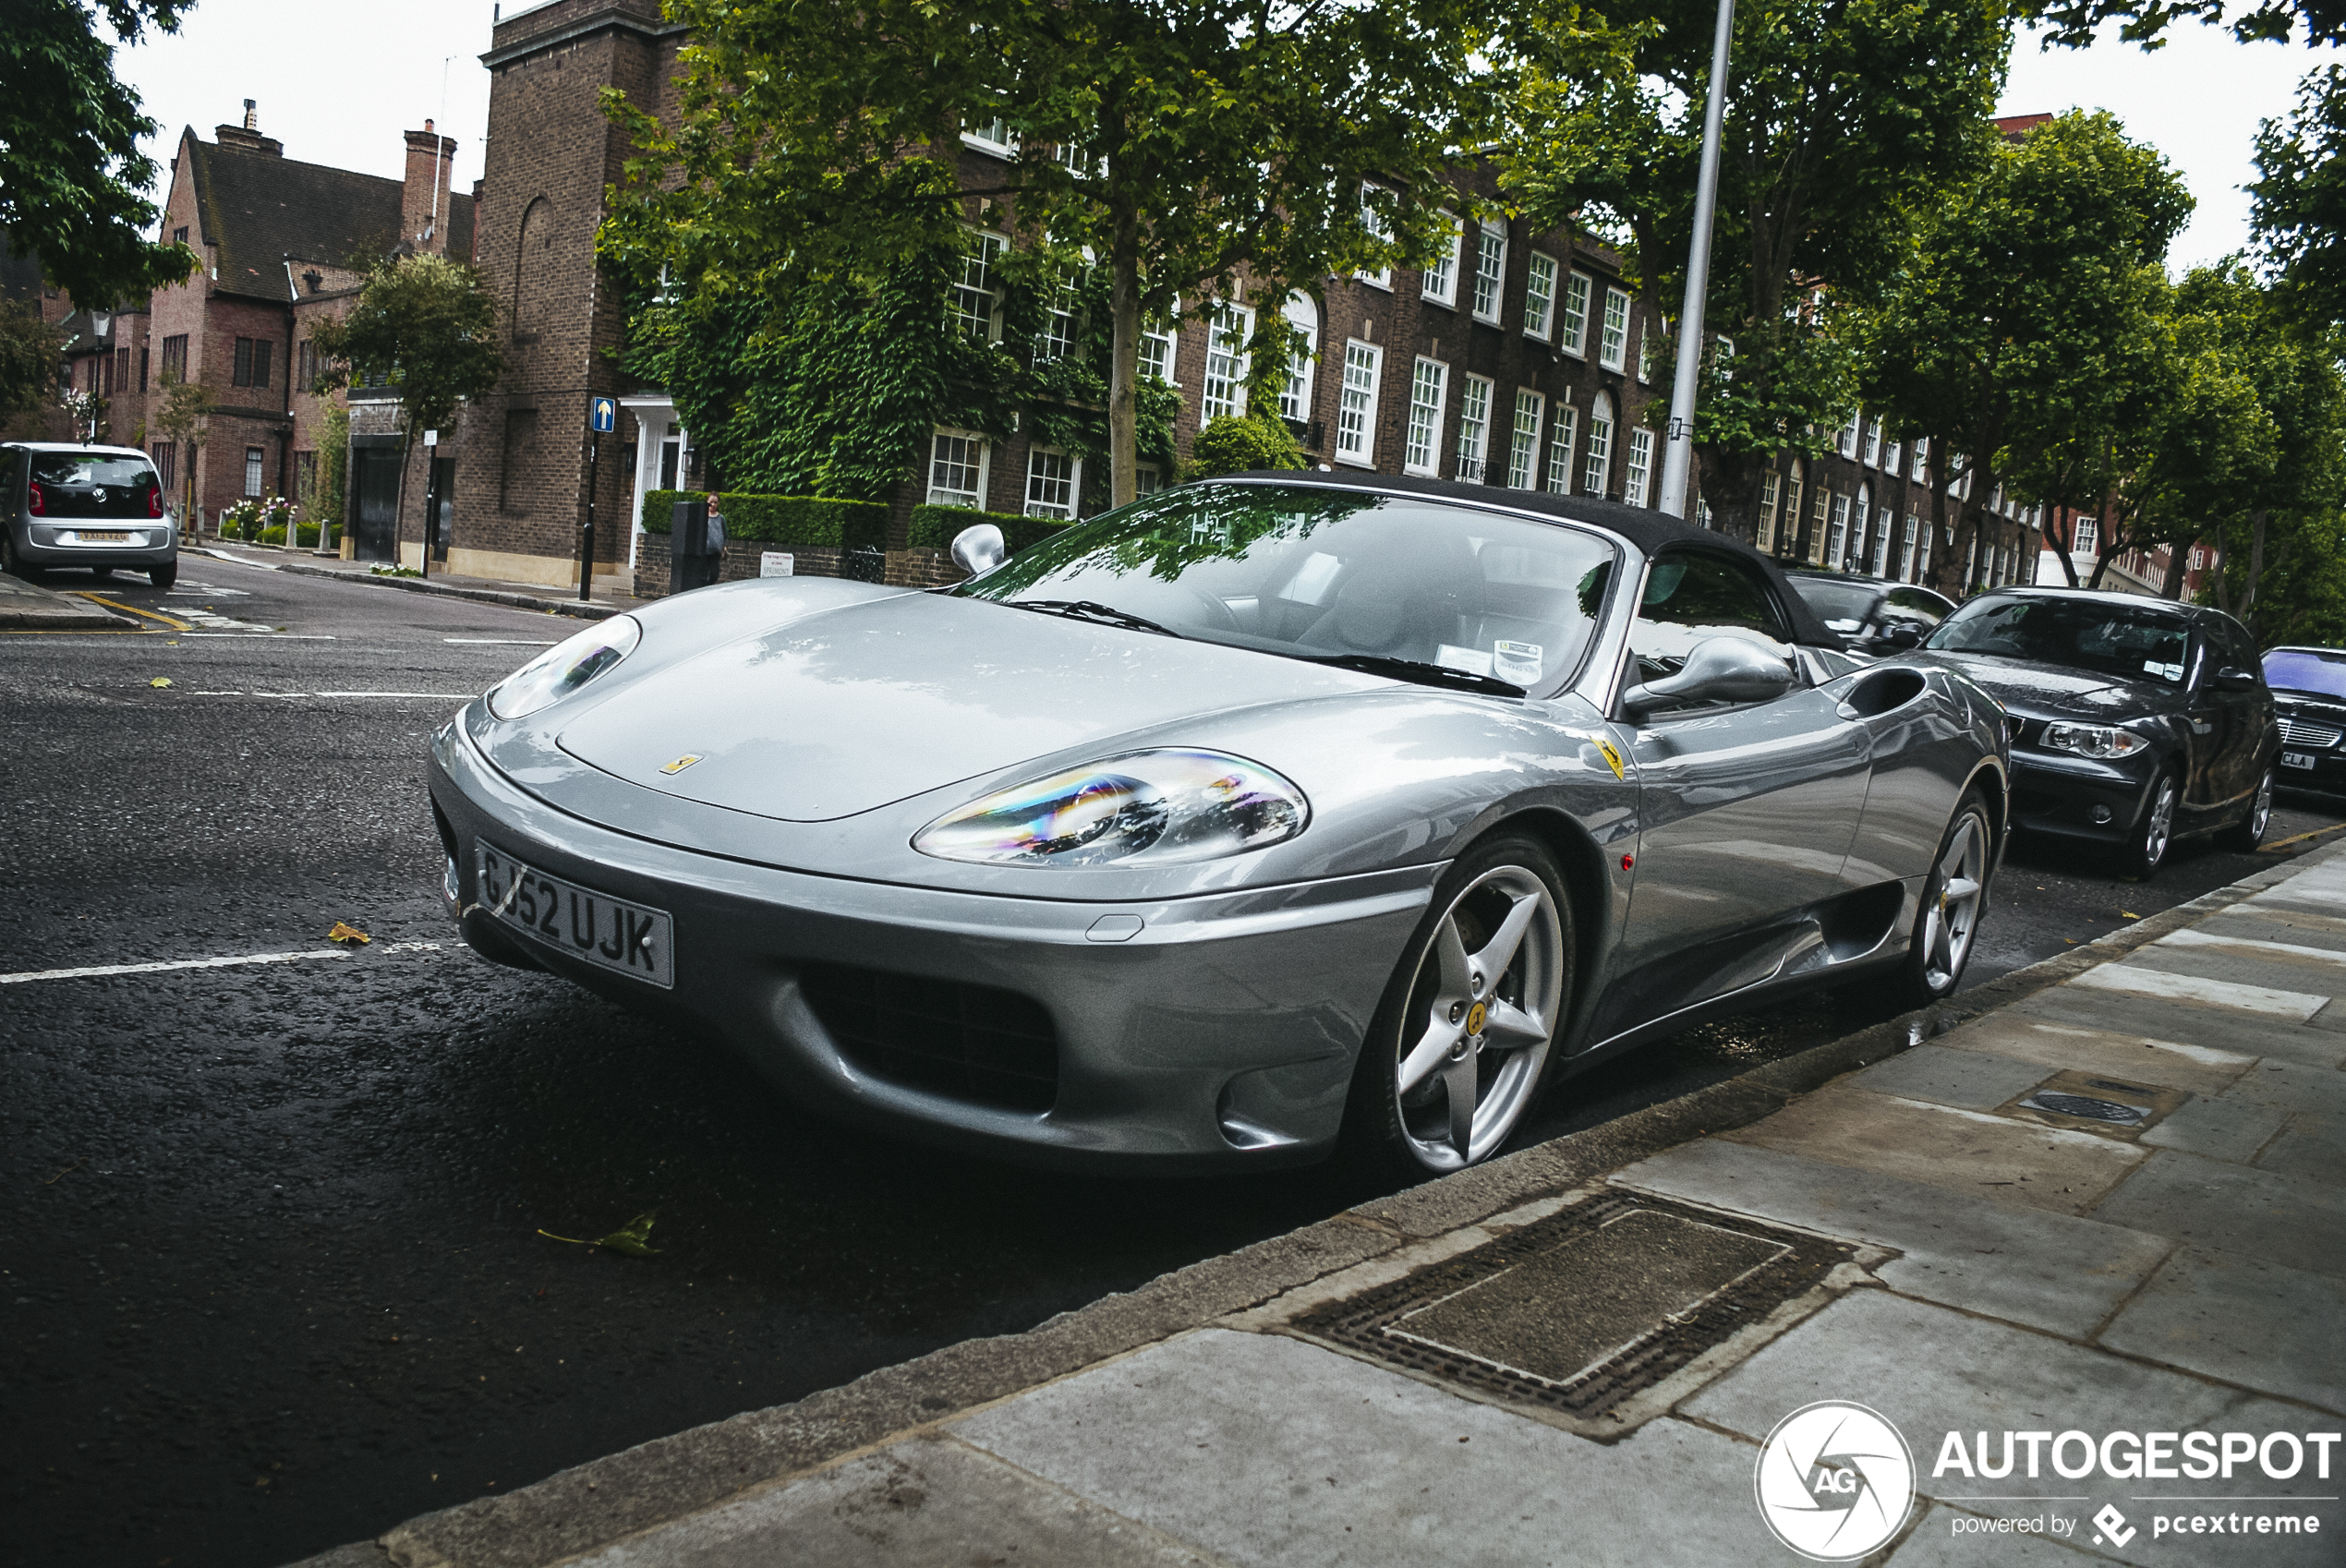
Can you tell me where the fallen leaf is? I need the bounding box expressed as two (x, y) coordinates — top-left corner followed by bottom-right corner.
(149, 676), (173, 688)
(2120, 911), (2141, 919)
(596, 1211), (661, 1256)
(327, 922), (370, 945)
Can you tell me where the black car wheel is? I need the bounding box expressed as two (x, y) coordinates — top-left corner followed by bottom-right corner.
(1342, 834), (1574, 1179)
(1, 531), (37, 583)
(2115, 772), (2179, 879)
(148, 561), (176, 590)
(2218, 766), (2275, 852)
(1888, 790), (1993, 1007)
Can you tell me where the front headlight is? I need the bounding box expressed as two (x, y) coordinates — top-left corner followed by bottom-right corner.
(913, 749), (1309, 868)
(487, 616), (642, 719)
(2041, 721), (2148, 760)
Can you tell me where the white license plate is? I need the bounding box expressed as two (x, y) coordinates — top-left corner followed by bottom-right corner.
(73, 529), (131, 542)
(477, 840), (673, 988)
(2283, 751), (2316, 769)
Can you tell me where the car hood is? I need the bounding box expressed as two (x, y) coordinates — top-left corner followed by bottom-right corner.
(1915, 650), (2178, 722)
(554, 590), (1386, 821)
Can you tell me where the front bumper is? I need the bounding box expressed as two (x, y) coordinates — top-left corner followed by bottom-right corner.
(2006, 751), (2157, 843)
(427, 714), (1435, 1171)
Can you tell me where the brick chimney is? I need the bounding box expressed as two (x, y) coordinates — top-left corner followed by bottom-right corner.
(214, 98), (284, 156)
(403, 119), (459, 254)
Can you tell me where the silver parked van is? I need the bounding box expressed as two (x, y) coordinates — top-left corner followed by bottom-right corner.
(1, 442), (177, 588)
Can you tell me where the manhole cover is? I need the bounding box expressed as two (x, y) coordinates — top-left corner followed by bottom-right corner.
(1998, 1068), (2188, 1139)
(1292, 1194), (1855, 1417)
(2020, 1092), (2145, 1124)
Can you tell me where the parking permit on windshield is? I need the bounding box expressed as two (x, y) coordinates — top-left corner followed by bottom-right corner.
(1436, 645), (1495, 677)
(1494, 640), (1543, 684)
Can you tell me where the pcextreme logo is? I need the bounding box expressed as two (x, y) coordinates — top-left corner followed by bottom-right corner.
(1754, 1402), (1917, 1562)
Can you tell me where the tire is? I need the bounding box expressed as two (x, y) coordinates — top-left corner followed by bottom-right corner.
(1340, 834), (1575, 1180)
(1, 530), (37, 583)
(2218, 766), (2275, 852)
(2114, 771), (2179, 880)
(1886, 790), (1993, 1008)
(148, 561), (177, 590)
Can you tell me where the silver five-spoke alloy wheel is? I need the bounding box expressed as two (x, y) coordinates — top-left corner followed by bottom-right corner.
(1392, 863), (1566, 1172)
(1919, 811), (1988, 994)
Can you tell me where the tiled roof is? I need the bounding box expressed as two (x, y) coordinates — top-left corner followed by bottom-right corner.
(184, 130), (476, 302)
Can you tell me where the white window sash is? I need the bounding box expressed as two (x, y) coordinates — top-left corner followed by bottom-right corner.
(950, 231), (1006, 342)
(1456, 374), (1493, 481)
(1507, 388), (1543, 488)
(1472, 220), (1506, 323)
(1201, 303), (1254, 423)
(1561, 272), (1592, 356)
(1336, 339), (1383, 466)
(1024, 446), (1080, 519)
(1421, 217), (1461, 307)
(927, 428), (988, 510)
(1359, 184), (1393, 289)
(1582, 402), (1614, 496)
(1278, 296), (1318, 423)
(1599, 288), (1629, 370)
(1547, 404), (1578, 493)
(1624, 427), (1653, 507)
(1523, 253), (1557, 341)
(1404, 356), (1448, 476)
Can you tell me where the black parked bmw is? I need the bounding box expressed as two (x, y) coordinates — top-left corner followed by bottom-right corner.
(2265, 645), (2346, 799)
(1917, 588), (2278, 876)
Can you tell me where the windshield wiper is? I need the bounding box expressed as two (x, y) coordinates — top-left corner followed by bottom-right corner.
(1009, 599), (1183, 638)
(1300, 653), (1526, 698)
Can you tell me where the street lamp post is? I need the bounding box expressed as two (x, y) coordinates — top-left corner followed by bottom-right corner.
(1656, 0), (1735, 521)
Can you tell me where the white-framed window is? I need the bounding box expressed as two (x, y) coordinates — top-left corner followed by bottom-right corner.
(1359, 183), (1393, 289)
(2189, 545), (2205, 571)
(1456, 373), (1493, 481)
(1902, 513), (1921, 582)
(1782, 461), (1804, 556)
(1582, 392), (1614, 496)
(1883, 436), (1903, 475)
(1873, 506), (1893, 575)
(1911, 436), (1929, 479)
(961, 112), (1015, 155)
(1809, 487), (1831, 563)
(1506, 388), (1543, 489)
(950, 231), (1007, 342)
(1838, 412), (1860, 458)
(243, 446), (264, 497)
(1827, 492), (1850, 567)
(1547, 402), (1578, 492)
(1421, 216), (1461, 307)
(1404, 356), (1448, 476)
(1277, 295), (1318, 423)
(1336, 340), (1383, 466)
(1560, 271), (1592, 356)
(1133, 462), (1163, 496)
(1852, 485), (1871, 570)
(2074, 516), (2099, 556)
(1523, 253), (1557, 341)
(1472, 219), (1507, 323)
(1024, 446), (1080, 519)
(1052, 140), (1096, 178)
(1139, 310), (1178, 384)
(927, 428), (988, 509)
(1036, 272), (1081, 363)
(1624, 426), (1654, 507)
(1759, 468), (1781, 552)
(1862, 418), (1882, 468)
(1201, 302), (1254, 423)
(1599, 288), (1630, 370)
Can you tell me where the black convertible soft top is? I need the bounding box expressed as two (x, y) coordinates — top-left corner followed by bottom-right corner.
(1224, 468), (1843, 648)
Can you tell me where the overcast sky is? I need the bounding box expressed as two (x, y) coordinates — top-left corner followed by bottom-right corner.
(111, 2), (2334, 273)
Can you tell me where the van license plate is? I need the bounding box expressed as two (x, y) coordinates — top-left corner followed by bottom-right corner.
(476, 840), (673, 988)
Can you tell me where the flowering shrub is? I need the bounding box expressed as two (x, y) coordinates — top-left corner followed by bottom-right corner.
(220, 495), (298, 542)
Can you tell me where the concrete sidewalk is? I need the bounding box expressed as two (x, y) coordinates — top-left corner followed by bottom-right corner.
(196, 543), (645, 621)
(0, 570), (136, 630)
(319, 843), (2346, 1568)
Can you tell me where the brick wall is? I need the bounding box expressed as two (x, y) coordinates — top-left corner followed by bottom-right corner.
(635, 538), (847, 597)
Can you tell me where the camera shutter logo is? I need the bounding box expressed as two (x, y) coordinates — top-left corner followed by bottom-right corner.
(1754, 1401), (1916, 1561)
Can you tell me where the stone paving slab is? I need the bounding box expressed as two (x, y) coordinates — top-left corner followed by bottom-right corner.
(1720, 1081), (2146, 1215)
(1613, 1138), (2173, 1339)
(952, 1329), (1793, 1568)
(570, 1436), (1224, 1568)
(1682, 1291), (2336, 1567)
(2257, 1113), (2346, 1185)
(2138, 1094), (2290, 1164)
(2154, 925), (2346, 971)
(2206, 906), (2346, 954)
(1929, 1015), (2256, 1096)
(2068, 963), (2332, 1021)
(2211, 1058), (2346, 1119)
(2088, 1148), (2346, 1280)
(2098, 1245), (2346, 1416)
(2015, 988), (2346, 1067)
(1843, 1043), (2054, 1113)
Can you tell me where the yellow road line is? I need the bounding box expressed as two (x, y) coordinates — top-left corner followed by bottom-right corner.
(2260, 821), (2346, 852)
(73, 592), (190, 631)
(0, 625), (154, 634)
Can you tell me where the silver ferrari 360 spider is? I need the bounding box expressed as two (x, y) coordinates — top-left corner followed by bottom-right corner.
(428, 473), (2009, 1176)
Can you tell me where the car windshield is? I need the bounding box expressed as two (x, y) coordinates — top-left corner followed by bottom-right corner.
(1925, 596), (2194, 685)
(951, 484), (1618, 693)
(1787, 577), (1880, 631)
(30, 453), (154, 488)
(2264, 648), (2346, 699)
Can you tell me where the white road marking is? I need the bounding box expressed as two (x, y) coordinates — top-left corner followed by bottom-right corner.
(2072, 964), (2331, 1021)
(166, 580), (251, 597)
(0, 941), (448, 986)
(183, 632), (337, 639)
(312, 690), (478, 699)
(445, 638), (557, 645)
(2155, 925), (2346, 969)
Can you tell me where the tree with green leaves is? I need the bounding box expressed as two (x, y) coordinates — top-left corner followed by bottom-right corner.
(1504, 0), (2009, 541)
(0, 301), (65, 435)
(2251, 65), (2346, 329)
(2, 2), (200, 304)
(150, 368), (214, 528)
(602, 0), (1532, 507)
(1852, 111), (2192, 596)
(307, 253), (502, 561)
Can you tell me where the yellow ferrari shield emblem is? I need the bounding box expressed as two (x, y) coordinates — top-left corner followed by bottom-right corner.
(1595, 738), (1626, 781)
(1465, 999), (1489, 1035)
(659, 753), (703, 775)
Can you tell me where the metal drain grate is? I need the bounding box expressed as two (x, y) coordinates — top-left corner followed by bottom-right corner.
(1292, 1193), (1855, 1417)
(2021, 1091), (2146, 1124)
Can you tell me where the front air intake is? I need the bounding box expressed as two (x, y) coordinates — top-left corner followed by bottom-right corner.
(799, 963), (1058, 1113)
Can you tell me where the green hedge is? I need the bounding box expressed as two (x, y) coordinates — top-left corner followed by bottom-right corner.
(909, 503), (1073, 555)
(638, 488), (889, 551)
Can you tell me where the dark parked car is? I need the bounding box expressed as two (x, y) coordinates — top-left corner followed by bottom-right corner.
(2266, 645), (2346, 798)
(0, 442), (177, 588)
(1917, 588), (2278, 876)
(1784, 569), (1955, 657)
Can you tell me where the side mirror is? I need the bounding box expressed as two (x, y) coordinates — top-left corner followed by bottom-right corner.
(2213, 666), (2260, 694)
(950, 523), (1006, 577)
(1623, 635), (1798, 719)
(1877, 621), (1924, 648)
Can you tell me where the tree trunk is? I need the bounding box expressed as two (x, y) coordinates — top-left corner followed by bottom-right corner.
(2239, 506), (2269, 631)
(2208, 524), (2231, 616)
(2046, 511), (2079, 587)
(2159, 534), (2194, 599)
(1702, 446), (1763, 542)
(1106, 216), (1143, 509)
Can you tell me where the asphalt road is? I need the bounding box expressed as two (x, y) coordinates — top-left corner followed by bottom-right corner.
(5, 557), (2340, 1568)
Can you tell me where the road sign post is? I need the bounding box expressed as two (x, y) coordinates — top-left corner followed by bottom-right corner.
(419, 428), (440, 579)
(583, 397), (616, 601)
